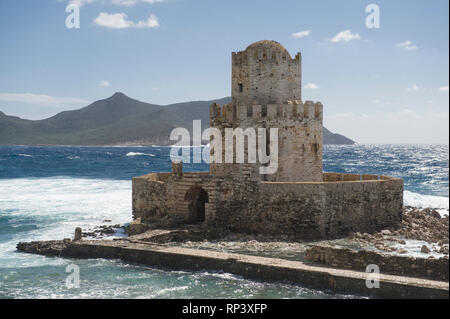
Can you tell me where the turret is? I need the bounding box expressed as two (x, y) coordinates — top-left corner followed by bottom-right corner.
(232, 40), (302, 105)
(210, 40), (323, 182)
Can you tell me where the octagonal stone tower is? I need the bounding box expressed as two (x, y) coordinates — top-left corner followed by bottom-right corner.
(232, 40), (302, 105)
(210, 40), (323, 182)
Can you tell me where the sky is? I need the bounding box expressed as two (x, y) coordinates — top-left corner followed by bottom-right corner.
(0, 0), (448, 143)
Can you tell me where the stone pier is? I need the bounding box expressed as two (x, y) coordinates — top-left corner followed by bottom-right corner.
(17, 239), (449, 299)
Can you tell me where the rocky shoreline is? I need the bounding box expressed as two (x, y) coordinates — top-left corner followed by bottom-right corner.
(15, 206), (449, 298)
(82, 207), (449, 261)
(16, 236), (449, 299)
(349, 207), (449, 257)
(82, 222), (125, 239)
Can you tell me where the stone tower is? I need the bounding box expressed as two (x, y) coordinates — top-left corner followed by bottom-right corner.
(232, 40), (302, 105)
(210, 40), (323, 182)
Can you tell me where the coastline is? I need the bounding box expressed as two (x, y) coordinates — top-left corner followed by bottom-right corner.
(16, 206), (449, 298)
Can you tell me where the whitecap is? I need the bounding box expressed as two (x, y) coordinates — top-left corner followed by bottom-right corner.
(0, 177), (132, 268)
(126, 152), (155, 157)
(404, 190), (449, 216)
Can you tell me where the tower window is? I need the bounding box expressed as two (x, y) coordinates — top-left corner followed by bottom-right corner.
(238, 83), (243, 92)
(247, 105), (253, 117)
(261, 105), (267, 117)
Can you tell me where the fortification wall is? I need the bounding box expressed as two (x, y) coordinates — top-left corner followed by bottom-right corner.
(209, 101), (323, 182)
(132, 174), (175, 224)
(132, 167), (219, 226)
(209, 176), (402, 238)
(132, 171), (403, 239)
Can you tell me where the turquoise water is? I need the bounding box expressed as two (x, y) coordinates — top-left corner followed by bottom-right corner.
(0, 145), (448, 298)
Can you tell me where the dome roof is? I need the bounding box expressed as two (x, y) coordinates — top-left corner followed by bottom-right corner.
(245, 40), (289, 55)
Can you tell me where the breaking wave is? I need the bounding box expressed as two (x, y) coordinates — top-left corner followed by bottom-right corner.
(126, 152), (155, 157)
(404, 190), (449, 216)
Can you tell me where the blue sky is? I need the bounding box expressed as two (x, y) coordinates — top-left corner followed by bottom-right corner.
(0, 0), (448, 143)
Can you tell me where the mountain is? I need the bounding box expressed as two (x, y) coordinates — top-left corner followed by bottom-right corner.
(0, 93), (355, 145)
(323, 127), (355, 145)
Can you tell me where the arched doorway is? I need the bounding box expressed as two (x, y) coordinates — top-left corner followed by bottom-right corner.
(184, 186), (208, 222)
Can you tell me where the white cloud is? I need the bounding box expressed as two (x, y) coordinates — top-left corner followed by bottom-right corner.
(396, 40), (418, 51)
(303, 83), (319, 90)
(68, 0), (95, 7)
(69, 0), (164, 7)
(94, 13), (131, 29)
(405, 84), (420, 92)
(134, 14), (160, 28)
(99, 80), (111, 87)
(292, 30), (311, 38)
(94, 12), (159, 29)
(330, 30), (361, 43)
(325, 108), (449, 144)
(0, 93), (89, 107)
(439, 86), (449, 92)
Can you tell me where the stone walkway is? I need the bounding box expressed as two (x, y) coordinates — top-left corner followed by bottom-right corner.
(17, 238), (449, 299)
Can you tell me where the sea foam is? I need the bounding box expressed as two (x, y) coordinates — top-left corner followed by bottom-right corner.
(126, 152), (155, 157)
(403, 190), (449, 216)
(0, 177), (131, 267)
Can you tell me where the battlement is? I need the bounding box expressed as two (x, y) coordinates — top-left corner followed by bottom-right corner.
(210, 101), (323, 122)
(232, 50), (301, 65)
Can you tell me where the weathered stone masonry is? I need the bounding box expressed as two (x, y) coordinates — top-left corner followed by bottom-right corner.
(133, 169), (403, 238)
(132, 40), (404, 238)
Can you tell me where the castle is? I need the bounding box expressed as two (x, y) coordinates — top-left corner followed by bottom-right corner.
(131, 40), (403, 238)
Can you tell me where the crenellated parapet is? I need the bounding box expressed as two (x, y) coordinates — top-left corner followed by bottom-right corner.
(210, 100), (322, 124)
(232, 49), (301, 66)
(209, 99), (323, 182)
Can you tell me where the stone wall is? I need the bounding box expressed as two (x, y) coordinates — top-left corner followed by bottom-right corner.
(132, 169), (219, 227)
(132, 171), (403, 239)
(305, 244), (449, 281)
(132, 173), (174, 224)
(211, 176), (403, 238)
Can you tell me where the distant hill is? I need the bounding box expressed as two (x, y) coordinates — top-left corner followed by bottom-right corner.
(0, 93), (355, 145)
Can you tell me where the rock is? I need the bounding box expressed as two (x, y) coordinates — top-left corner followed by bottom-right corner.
(438, 239), (449, 246)
(126, 218), (148, 236)
(381, 229), (391, 235)
(439, 246), (449, 255)
(398, 249), (408, 254)
(430, 210), (441, 219)
(74, 227), (82, 241)
(421, 245), (430, 254)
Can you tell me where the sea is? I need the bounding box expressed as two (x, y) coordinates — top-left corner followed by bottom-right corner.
(0, 144), (448, 299)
